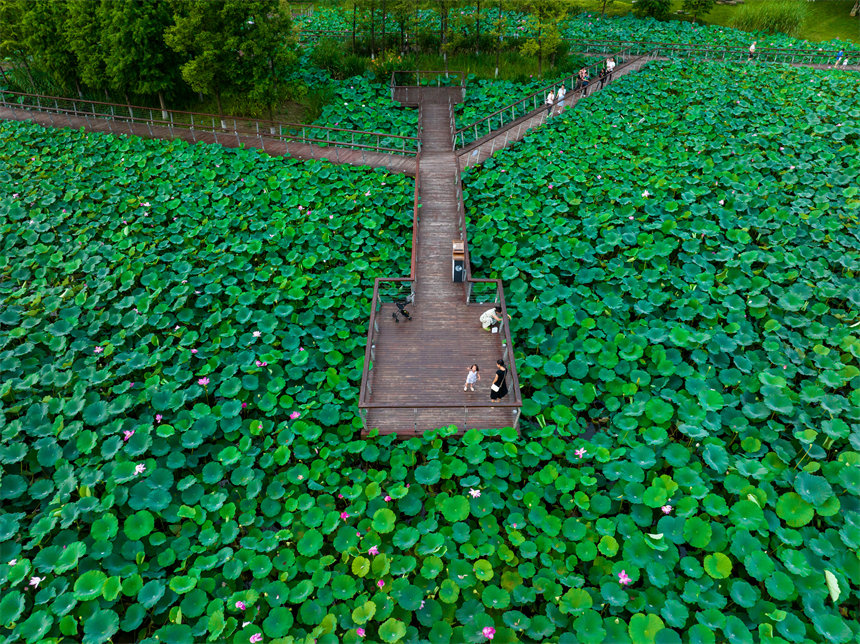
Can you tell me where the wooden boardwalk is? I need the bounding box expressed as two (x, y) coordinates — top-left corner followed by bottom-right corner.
(361, 92), (521, 437)
(457, 55), (652, 170)
(0, 106), (417, 175)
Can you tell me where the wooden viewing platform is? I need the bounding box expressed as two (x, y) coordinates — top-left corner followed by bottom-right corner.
(358, 74), (522, 436)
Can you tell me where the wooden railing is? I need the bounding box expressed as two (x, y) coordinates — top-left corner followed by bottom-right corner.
(358, 106), (422, 408)
(0, 89), (421, 156)
(454, 48), (632, 148)
(448, 97), (522, 410)
(569, 39), (860, 66)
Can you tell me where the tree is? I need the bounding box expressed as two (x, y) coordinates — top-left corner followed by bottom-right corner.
(102, 0), (182, 118)
(65, 0), (111, 95)
(166, 0), (288, 124)
(681, 0), (716, 21)
(600, 0), (615, 15)
(515, 0), (573, 78)
(238, 1), (297, 121)
(633, 0), (671, 20)
(21, 0), (81, 94)
(851, 0), (859, 17)
(0, 0), (36, 89)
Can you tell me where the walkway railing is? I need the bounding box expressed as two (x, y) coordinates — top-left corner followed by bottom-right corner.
(0, 89), (421, 156)
(358, 119), (422, 408)
(449, 100), (522, 412)
(454, 48), (631, 148)
(390, 71), (466, 106)
(569, 39), (859, 66)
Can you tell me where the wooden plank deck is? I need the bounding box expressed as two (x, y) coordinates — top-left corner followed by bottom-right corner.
(457, 55), (652, 170)
(0, 106), (417, 175)
(363, 303), (519, 437)
(360, 88), (521, 437)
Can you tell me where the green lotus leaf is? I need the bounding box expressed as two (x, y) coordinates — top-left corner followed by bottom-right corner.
(297, 529), (323, 556)
(703, 553), (732, 579)
(123, 510), (155, 540)
(73, 570), (107, 601)
(628, 613), (665, 644)
(379, 618), (407, 643)
(775, 492), (814, 527)
(0, 591), (24, 626)
(373, 508), (397, 534)
(82, 608), (119, 644)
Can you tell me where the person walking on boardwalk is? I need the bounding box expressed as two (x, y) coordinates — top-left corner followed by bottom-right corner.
(490, 360), (508, 402)
(748, 41), (756, 61)
(578, 68), (590, 96)
(601, 57), (616, 89)
(556, 84), (567, 114)
(545, 89), (555, 116)
(464, 364), (481, 392)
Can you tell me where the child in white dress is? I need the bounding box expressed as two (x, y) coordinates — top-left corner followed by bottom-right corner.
(464, 364), (481, 392)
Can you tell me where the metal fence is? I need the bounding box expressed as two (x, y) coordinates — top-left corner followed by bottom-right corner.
(0, 89), (420, 156)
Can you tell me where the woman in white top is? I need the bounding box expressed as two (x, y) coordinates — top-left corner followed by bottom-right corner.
(545, 89), (555, 116)
(556, 84), (566, 113)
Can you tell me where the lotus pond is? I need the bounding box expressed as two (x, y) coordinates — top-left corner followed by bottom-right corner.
(1, 57), (860, 644)
(464, 60), (860, 642)
(297, 7), (859, 53)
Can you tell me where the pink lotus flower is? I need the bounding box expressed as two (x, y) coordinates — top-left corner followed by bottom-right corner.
(155, 414), (162, 424)
(575, 448), (586, 458)
(241, 402), (248, 409)
(250, 635), (262, 643)
(357, 532), (361, 537)
(134, 463), (146, 475)
(628, 216), (634, 220)
(642, 190), (650, 198)
(719, 199), (725, 205)
(618, 570), (632, 585)
(123, 430), (135, 442)
(469, 489), (481, 498)
(357, 628), (366, 637)
(483, 626), (496, 640)
(236, 601), (246, 610)
(94, 346), (104, 354)
(261, 362), (267, 367)
(255, 360), (262, 366)
(253, 331), (261, 338)
(175, 325), (180, 330)
(198, 377), (209, 386)
(384, 496), (392, 502)
(29, 576), (43, 587)
(258, 423), (263, 430)
(377, 580), (385, 588)
(368, 546), (379, 555)
(290, 411), (300, 420)
(340, 512), (349, 519)
(661, 505), (673, 514)
(298, 347), (305, 352)
(191, 349), (198, 354)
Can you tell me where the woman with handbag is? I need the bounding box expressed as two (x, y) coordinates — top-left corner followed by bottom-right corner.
(490, 359), (508, 403)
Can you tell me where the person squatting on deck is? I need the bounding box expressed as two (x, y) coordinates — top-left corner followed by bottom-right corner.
(480, 305), (510, 333)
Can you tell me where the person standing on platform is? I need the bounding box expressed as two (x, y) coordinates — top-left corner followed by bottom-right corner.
(556, 84), (567, 114)
(545, 89), (555, 117)
(601, 57), (616, 88)
(748, 41), (756, 61)
(490, 360), (508, 402)
(464, 364), (481, 392)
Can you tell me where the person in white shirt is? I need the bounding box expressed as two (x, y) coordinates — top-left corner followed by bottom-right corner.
(545, 89), (555, 117)
(556, 84), (566, 114)
(749, 41), (756, 60)
(601, 57), (616, 88)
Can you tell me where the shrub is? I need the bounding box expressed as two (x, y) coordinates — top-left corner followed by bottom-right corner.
(633, 0), (672, 20)
(730, 0), (809, 37)
(311, 37), (367, 80)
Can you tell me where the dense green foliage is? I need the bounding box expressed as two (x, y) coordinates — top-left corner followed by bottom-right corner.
(0, 0), (297, 115)
(0, 119), (413, 643)
(297, 6), (858, 51)
(464, 59), (860, 641)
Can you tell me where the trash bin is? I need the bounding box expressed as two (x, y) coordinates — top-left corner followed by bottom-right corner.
(452, 240), (465, 283)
